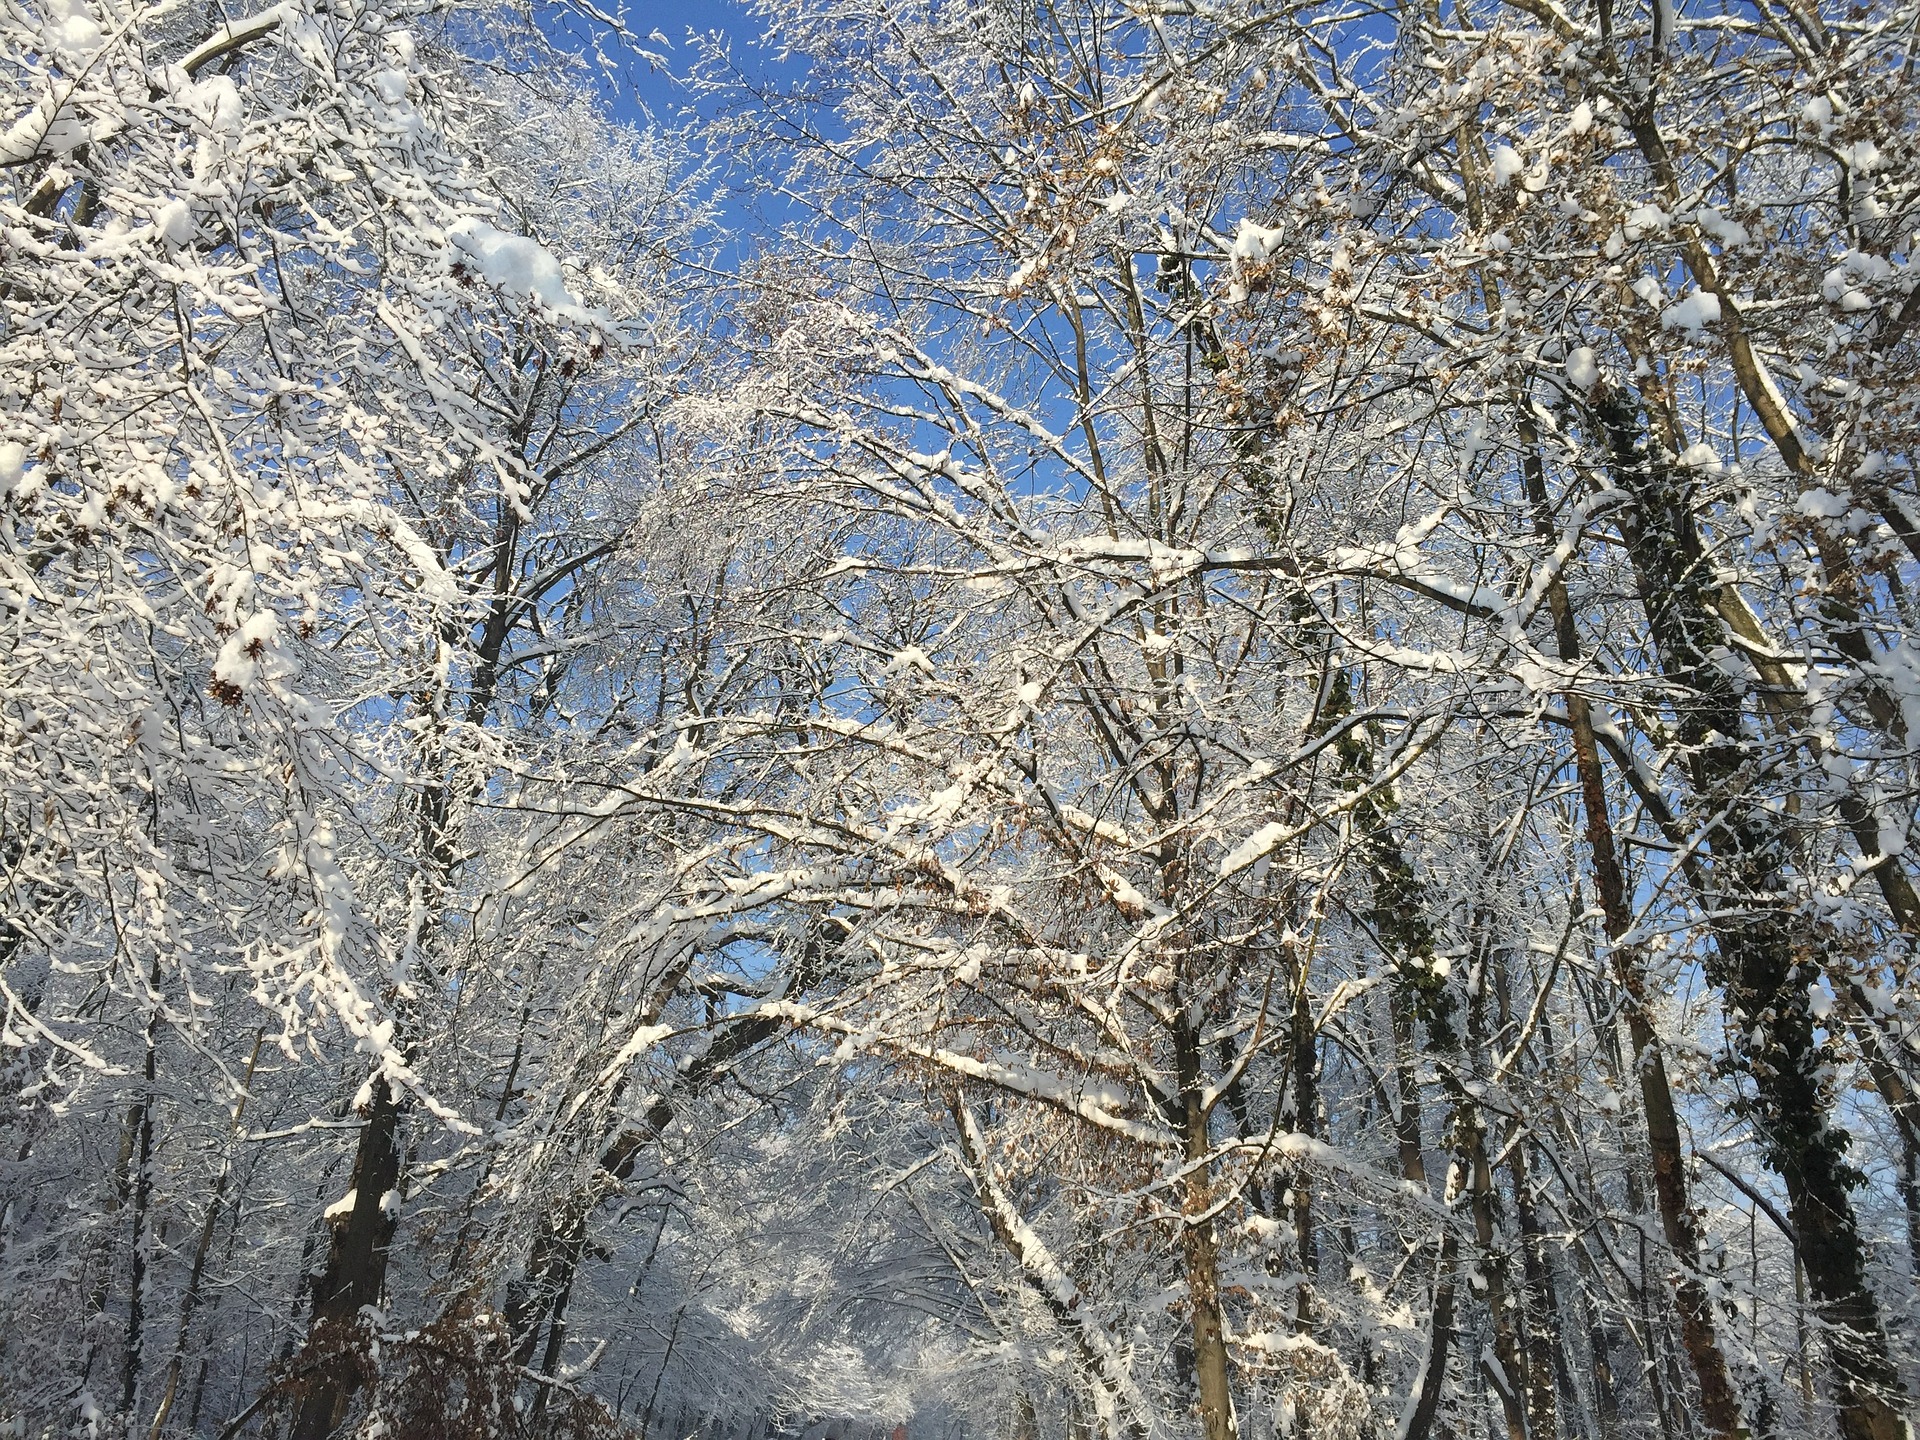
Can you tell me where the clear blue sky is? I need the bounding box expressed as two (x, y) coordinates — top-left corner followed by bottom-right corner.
(602, 0), (760, 119)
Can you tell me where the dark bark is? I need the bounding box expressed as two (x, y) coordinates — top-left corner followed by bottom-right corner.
(1397, 1231), (1459, 1440)
(1505, 1102), (1564, 1440)
(1285, 959), (1318, 1331)
(121, 1003), (160, 1423)
(1522, 424), (1747, 1439)
(288, 1078), (402, 1440)
(1593, 389), (1906, 1440)
(1456, 950), (1531, 1440)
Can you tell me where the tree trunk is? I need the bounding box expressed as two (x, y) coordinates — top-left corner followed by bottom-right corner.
(1524, 422), (1748, 1440)
(1454, 1043), (1531, 1440)
(1174, 1015), (1238, 1440)
(1014, 1392), (1040, 1440)
(1593, 389), (1907, 1440)
(1286, 962), (1317, 1331)
(288, 1078), (402, 1440)
(121, 1000), (160, 1425)
(1506, 1122), (1564, 1440)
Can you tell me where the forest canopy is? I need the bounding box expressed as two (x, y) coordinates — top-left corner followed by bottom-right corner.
(2, 0), (1919, 1437)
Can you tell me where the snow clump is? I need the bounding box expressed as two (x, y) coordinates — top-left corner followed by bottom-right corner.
(1661, 289), (1721, 335)
(447, 217), (616, 331)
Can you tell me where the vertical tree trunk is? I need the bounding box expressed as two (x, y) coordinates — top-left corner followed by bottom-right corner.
(121, 1000), (160, 1425)
(1486, 939), (1565, 1440)
(1506, 1128), (1565, 1440)
(1286, 961), (1317, 1332)
(1524, 421), (1749, 1440)
(1385, 979), (1430, 1181)
(288, 1078), (402, 1440)
(1572, 1243), (1623, 1440)
(1454, 1052), (1531, 1440)
(515, 1208), (588, 1429)
(1334, 673), (1466, 1440)
(1067, 1387), (1092, 1440)
(1173, 1015), (1238, 1440)
(1593, 390), (1907, 1440)
(1384, 980), (1459, 1440)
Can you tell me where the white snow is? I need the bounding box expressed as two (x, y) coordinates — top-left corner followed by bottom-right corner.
(188, 74), (244, 134)
(370, 69), (409, 103)
(882, 645), (936, 677)
(1846, 140), (1883, 174)
(1796, 488), (1850, 520)
(43, 0), (103, 53)
(1566, 346), (1599, 392)
(1095, 863), (1152, 914)
(156, 199), (194, 245)
(1220, 822), (1287, 877)
(1622, 203), (1667, 239)
(0, 95), (89, 163)
(1661, 289), (1721, 335)
(446, 217), (614, 330)
(1061, 806), (1132, 844)
(212, 610), (280, 694)
(1231, 217), (1285, 263)
(1680, 442), (1723, 473)
(1808, 979), (1836, 1021)
(1694, 207), (1749, 248)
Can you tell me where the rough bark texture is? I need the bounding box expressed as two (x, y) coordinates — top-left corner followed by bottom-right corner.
(1596, 390), (1907, 1440)
(1525, 425), (1749, 1440)
(289, 1079), (402, 1440)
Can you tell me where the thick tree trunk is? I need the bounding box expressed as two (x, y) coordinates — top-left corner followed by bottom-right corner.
(288, 1078), (402, 1440)
(1524, 450), (1748, 1437)
(1594, 391), (1907, 1440)
(1174, 1016), (1238, 1440)
(1286, 965), (1317, 1331)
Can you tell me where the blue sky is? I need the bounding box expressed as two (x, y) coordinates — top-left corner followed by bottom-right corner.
(604, 0), (759, 117)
